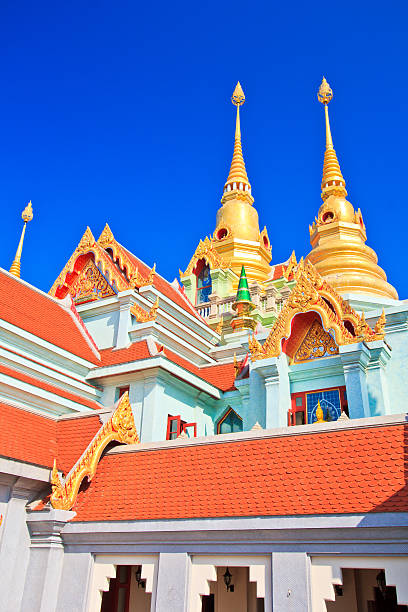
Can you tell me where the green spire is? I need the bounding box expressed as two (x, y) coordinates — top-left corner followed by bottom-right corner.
(236, 266), (252, 302)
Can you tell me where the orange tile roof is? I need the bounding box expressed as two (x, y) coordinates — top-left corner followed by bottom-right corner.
(0, 401), (57, 468)
(72, 423), (408, 521)
(0, 270), (99, 363)
(96, 341), (239, 392)
(0, 401), (102, 472)
(0, 364), (103, 411)
(99, 341), (152, 366)
(57, 414), (103, 474)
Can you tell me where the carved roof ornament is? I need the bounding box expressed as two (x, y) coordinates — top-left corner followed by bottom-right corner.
(97, 222), (115, 248)
(50, 392), (139, 511)
(284, 250), (297, 281)
(249, 260), (386, 362)
(181, 236), (230, 277)
(131, 297), (159, 322)
(129, 263), (156, 289)
(69, 259), (116, 304)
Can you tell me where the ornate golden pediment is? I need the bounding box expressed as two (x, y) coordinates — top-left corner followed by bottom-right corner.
(50, 224), (156, 299)
(50, 392), (139, 511)
(294, 319), (339, 363)
(69, 259), (116, 304)
(249, 260), (386, 362)
(181, 236), (230, 277)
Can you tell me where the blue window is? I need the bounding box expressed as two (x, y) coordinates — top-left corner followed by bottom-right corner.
(196, 263), (212, 304)
(217, 408), (243, 434)
(306, 389), (341, 423)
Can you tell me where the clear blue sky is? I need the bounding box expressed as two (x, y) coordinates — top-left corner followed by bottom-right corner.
(2, 1), (407, 297)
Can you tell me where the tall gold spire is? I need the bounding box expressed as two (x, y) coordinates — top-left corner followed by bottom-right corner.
(9, 201), (33, 278)
(318, 77), (347, 201)
(306, 79), (398, 300)
(224, 82), (250, 191)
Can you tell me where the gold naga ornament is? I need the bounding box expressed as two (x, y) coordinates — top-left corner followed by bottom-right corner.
(9, 201), (34, 278)
(130, 297), (159, 322)
(50, 392), (139, 511)
(306, 78), (398, 300)
(248, 259), (387, 362)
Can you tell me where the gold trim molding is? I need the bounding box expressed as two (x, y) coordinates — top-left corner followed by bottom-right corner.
(131, 297), (159, 322)
(50, 392), (139, 511)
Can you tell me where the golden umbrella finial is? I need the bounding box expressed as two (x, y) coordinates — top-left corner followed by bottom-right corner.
(317, 77), (333, 105)
(9, 200), (34, 278)
(224, 82), (250, 191)
(317, 77), (346, 200)
(231, 81), (245, 107)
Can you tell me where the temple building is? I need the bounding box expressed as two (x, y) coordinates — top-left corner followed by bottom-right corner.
(0, 79), (407, 612)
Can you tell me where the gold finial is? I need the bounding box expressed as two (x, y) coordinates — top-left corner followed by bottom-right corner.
(317, 77), (347, 200)
(9, 201), (34, 278)
(231, 81), (245, 106)
(224, 82), (250, 193)
(317, 77), (333, 105)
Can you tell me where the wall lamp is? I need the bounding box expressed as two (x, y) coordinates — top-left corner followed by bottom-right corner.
(135, 566), (146, 589)
(223, 567), (234, 592)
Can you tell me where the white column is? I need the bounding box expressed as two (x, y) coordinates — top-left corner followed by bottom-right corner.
(155, 552), (191, 612)
(116, 291), (134, 348)
(0, 476), (43, 612)
(272, 552), (312, 611)
(21, 508), (75, 612)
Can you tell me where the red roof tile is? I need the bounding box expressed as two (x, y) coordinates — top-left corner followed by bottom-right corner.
(57, 414), (103, 474)
(72, 424), (408, 521)
(99, 341), (152, 367)
(0, 270), (99, 363)
(0, 364), (102, 411)
(0, 402), (56, 468)
(96, 341), (239, 392)
(0, 401), (102, 472)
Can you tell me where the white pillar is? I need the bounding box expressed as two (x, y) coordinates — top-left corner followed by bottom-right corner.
(272, 552), (312, 611)
(21, 508), (75, 612)
(155, 552), (191, 612)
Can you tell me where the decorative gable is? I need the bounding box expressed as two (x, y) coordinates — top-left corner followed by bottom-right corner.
(294, 319), (338, 362)
(50, 224), (156, 301)
(69, 258), (116, 304)
(180, 236), (230, 277)
(249, 259), (386, 362)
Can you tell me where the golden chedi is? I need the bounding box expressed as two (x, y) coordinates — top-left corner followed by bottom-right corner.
(213, 82), (271, 287)
(306, 78), (398, 300)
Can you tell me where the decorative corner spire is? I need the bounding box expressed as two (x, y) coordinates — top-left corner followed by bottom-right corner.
(223, 82), (252, 199)
(231, 266), (256, 332)
(97, 222), (115, 248)
(318, 77), (347, 201)
(9, 201), (34, 278)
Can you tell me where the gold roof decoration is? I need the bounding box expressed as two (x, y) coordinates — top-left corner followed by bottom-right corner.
(50, 224), (156, 298)
(284, 250), (297, 281)
(318, 77), (347, 201)
(224, 81), (251, 193)
(181, 236), (230, 277)
(49, 226), (129, 297)
(131, 297), (159, 323)
(249, 260), (386, 362)
(50, 392), (139, 511)
(9, 201), (34, 278)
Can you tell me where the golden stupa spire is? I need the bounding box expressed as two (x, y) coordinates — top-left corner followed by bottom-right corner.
(318, 77), (347, 201)
(9, 201), (33, 278)
(224, 82), (251, 192)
